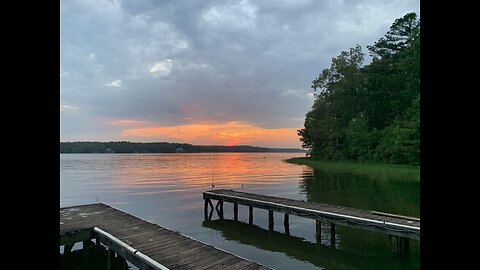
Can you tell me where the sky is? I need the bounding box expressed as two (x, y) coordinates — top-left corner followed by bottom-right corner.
(60, 0), (420, 148)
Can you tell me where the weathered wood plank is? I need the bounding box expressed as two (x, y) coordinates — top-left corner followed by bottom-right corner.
(371, 210), (420, 221)
(166, 245), (235, 270)
(206, 256), (245, 270)
(147, 237), (198, 254)
(219, 259), (263, 270)
(152, 243), (216, 268)
(187, 254), (240, 270)
(157, 244), (205, 261)
(139, 237), (188, 254)
(168, 246), (227, 270)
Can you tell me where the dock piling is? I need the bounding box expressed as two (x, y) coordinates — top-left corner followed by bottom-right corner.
(284, 214), (290, 235)
(204, 199), (209, 220)
(249, 206), (253, 225)
(316, 220), (321, 244)
(107, 249), (115, 270)
(389, 235), (410, 255)
(268, 210), (274, 231)
(330, 223), (336, 248)
(215, 200), (224, 219)
(234, 203), (238, 221)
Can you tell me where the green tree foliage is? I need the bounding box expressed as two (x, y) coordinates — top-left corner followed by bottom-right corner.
(298, 45), (366, 159)
(374, 95), (420, 165)
(343, 118), (379, 161)
(298, 12), (420, 165)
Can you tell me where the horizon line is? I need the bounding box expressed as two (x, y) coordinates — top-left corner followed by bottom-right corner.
(60, 141), (305, 149)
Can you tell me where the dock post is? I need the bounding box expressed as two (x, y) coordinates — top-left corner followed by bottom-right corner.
(107, 248), (115, 270)
(249, 206), (253, 225)
(215, 200), (224, 219)
(389, 235), (399, 254)
(316, 220), (321, 244)
(389, 235), (410, 255)
(234, 203), (238, 221)
(268, 210), (274, 231)
(284, 214), (290, 235)
(402, 237), (410, 253)
(119, 256), (128, 270)
(219, 201), (224, 219)
(63, 243), (74, 255)
(204, 199), (209, 220)
(83, 240), (93, 262)
(389, 235), (407, 255)
(330, 223), (336, 248)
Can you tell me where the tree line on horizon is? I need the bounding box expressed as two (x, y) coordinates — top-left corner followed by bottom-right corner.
(298, 12), (419, 165)
(60, 141), (305, 153)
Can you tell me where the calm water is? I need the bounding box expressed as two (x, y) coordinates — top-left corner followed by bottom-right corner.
(60, 153), (420, 270)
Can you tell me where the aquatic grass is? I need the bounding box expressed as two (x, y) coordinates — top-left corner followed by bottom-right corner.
(285, 158), (420, 182)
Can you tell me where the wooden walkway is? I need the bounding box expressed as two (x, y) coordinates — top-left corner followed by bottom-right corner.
(203, 189), (420, 254)
(60, 203), (271, 270)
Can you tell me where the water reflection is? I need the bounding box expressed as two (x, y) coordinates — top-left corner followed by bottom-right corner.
(299, 168), (420, 217)
(61, 153), (419, 270)
(61, 153), (310, 203)
(109, 153), (308, 189)
(202, 219), (417, 270)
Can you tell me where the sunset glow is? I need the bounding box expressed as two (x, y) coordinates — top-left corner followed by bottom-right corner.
(120, 121), (300, 148)
(108, 152), (309, 189)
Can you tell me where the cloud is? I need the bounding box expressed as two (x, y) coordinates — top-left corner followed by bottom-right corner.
(60, 0), (420, 147)
(111, 119), (151, 127)
(201, 0), (258, 29)
(105, 80), (123, 87)
(149, 59), (173, 77)
(60, 104), (80, 112)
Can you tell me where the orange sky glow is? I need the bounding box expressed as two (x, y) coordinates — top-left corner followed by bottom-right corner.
(118, 121), (301, 148)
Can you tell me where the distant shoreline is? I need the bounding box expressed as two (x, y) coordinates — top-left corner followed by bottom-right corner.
(60, 141), (306, 154)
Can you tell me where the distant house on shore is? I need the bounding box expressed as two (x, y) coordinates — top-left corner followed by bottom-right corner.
(105, 148), (114, 153)
(176, 147), (185, 153)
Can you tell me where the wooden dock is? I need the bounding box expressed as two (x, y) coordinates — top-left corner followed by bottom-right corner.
(60, 203), (271, 270)
(202, 219), (414, 269)
(203, 189), (420, 254)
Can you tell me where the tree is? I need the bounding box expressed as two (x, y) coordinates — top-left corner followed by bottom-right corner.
(343, 118), (378, 161)
(361, 12), (420, 130)
(367, 12), (420, 60)
(299, 45), (366, 159)
(374, 94), (420, 164)
(298, 12), (420, 165)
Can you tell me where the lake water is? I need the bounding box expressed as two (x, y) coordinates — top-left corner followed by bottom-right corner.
(60, 153), (420, 270)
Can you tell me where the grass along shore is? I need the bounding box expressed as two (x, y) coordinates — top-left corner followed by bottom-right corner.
(285, 157), (419, 182)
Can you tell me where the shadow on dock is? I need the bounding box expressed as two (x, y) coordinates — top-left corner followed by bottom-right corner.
(60, 239), (129, 270)
(202, 219), (418, 270)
